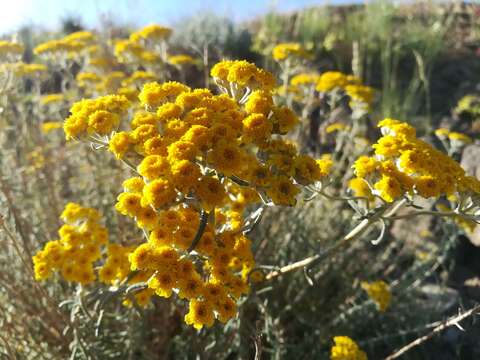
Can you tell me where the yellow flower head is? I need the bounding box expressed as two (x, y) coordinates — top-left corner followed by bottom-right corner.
(168, 54), (195, 65)
(139, 81), (190, 108)
(272, 43), (308, 61)
(361, 280), (391, 312)
(211, 60), (276, 90)
(331, 336), (367, 360)
(316, 71), (348, 92)
(130, 24), (173, 43)
(184, 299), (215, 330)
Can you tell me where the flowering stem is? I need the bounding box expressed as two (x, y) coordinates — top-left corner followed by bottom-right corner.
(120, 158), (138, 173)
(187, 210), (209, 253)
(265, 199), (408, 280)
(381, 210), (457, 221)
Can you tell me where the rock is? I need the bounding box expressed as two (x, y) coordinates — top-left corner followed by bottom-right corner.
(460, 144), (480, 246)
(461, 144), (480, 179)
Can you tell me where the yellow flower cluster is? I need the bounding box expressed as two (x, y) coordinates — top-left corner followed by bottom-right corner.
(41, 121), (63, 134)
(98, 243), (136, 285)
(0, 40), (24, 60)
(360, 280), (391, 312)
(344, 84), (375, 110)
(434, 128), (472, 145)
(455, 94), (480, 118)
(62, 60), (332, 328)
(113, 24), (172, 65)
(285, 70), (374, 111)
(33, 203), (108, 284)
(316, 71), (352, 92)
(331, 336), (368, 360)
(211, 60), (276, 91)
(1, 62), (47, 78)
(168, 54), (195, 66)
(352, 119), (480, 202)
(326, 122), (348, 134)
(114, 39), (160, 64)
(130, 24), (173, 43)
(63, 95), (130, 139)
(290, 73), (320, 87)
(316, 71), (374, 108)
(272, 43), (309, 61)
(34, 31), (96, 57)
(40, 93), (65, 105)
(124, 217), (253, 328)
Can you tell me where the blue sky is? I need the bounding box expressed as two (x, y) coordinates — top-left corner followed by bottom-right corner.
(0, 0), (362, 35)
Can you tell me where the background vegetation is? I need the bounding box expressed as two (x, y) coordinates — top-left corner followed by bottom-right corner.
(1, 1), (480, 359)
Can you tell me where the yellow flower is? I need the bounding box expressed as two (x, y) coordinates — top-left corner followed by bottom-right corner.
(267, 176), (299, 206)
(184, 299), (215, 330)
(157, 102), (184, 122)
(326, 123), (348, 134)
(434, 127), (450, 139)
(136, 206), (158, 229)
(167, 140), (197, 162)
(242, 113), (272, 143)
(64, 115), (87, 140)
(352, 156), (378, 178)
(129, 243), (155, 271)
(41, 121), (63, 134)
(316, 71), (348, 92)
(169, 160), (201, 192)
(163, 119), (189, 139)
(147, 271), (175, 298)
(247, 164), (271, 187)
(331, 336), (367, 360)
(139, 81), (190, 108)
(142, 179), (177, 209)
(348, 178), (373, 200)
(137, 155), (170, 180)
(175, 88), (212, 110)
(244, 90), (273, 115)
(87, 110), (119, 135)
(131, 111), (159, 129)
(115, 192), (142, 217)
(272, 43), (308, 61)
(345, 84), (375, 107)
(149, 227), (173, 247)
(270, 106), (299, 134)
(131, 124), (159, 144)
(211, 60), (276, 90)
(144, 136), (168, 156)
(361, 280), (391, 312)
(40, 94), (64, 105)
(294, 155), (324, 185)
(168, 54), (195, 65)
(374, 175), (402, 202)
(207, 141), (243, 176)
(372, 135), (403, 158)
(415, 175), (441, 198)
(109, 132), (131, 159)
(195, 176), (227, 210)
(0, 40), (24, 57)
(77, 72), (101, 87)
(130, 24), (172, 43)
(317, 157), (333, 176)
(215, 296), (237, 323)
(177, 275), (205, 300)
(448, 131), (472, 144)
(290, 73), (320, 86)
(98, 263), (117, 284)
(181, 125), (212, 152)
